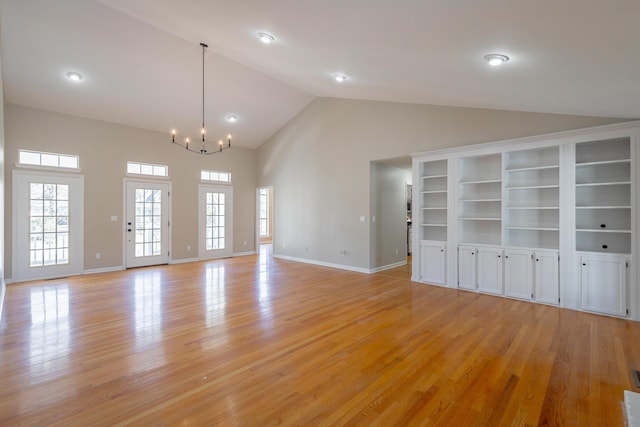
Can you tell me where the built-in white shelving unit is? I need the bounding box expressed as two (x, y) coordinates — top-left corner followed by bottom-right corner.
(411, 122), (639, 320)
(418, 159), (448, 242)
(504, 146), (559, 249)
(458, 154), (502, 246)
(575, 138), (631, 254)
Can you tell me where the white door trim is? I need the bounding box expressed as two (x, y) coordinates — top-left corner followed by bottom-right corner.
(12, 169), (84, 282)
(198, 184), (233, 259)
(123, 178), (172, 268)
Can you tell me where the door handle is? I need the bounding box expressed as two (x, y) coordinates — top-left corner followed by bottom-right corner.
(127, 228), (132, 232)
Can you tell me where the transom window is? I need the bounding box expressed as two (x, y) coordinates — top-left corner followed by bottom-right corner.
(29, 183), (69, 267)
(127, 161), (168, 177)
(19, 150), (79, 169)
(205, 192), (225, 250)
(201, 170), (231, 183)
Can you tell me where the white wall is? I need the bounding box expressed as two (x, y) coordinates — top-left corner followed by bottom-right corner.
(4, 104), (257, 279)
(257, 97), (626, 271)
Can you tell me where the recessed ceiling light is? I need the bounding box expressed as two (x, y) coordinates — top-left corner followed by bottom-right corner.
(333, 73), (348, 82)
(258, 32), (275, 44)
(484, 54), (509, 66)
(66, 71), (83, 81)
(226, 115), (238, 123)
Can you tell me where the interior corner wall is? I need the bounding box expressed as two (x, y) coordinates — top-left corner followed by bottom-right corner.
(256, 97), (626, 271)
(3, 104), (257, 279)
(370, 162), (411, 270)
(0, 32), (5, 317)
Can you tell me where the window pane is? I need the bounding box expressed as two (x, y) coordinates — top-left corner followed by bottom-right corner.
(41, 154), (59, 167)
(140, 164), (153, 175)
(58, 155), (78, 169)
(20, 151), (41, 165)
(128, 162), (141, 174)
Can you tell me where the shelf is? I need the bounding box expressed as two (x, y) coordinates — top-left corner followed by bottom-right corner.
(421, 223), (447, 227)
(506, 206), (559, 210)
(506, 226), (559, 231)
(506, 185), (559, 190)
(576, 159), (631, 167)
(459, 217), (501, 221)
(576, 228), (631, 234)
(575, 181), (631, 187)
(421, 207), (447, 210)
(420, 174), (447, 179)
(459, 179), (502, 185)
(421, 190), (447, 194)
(576, 206), (631, 209)
(506, 165), (559, 173)
(460, 198), (501, 202)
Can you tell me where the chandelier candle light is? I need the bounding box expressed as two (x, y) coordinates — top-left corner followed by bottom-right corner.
(171, 43), (232, 155)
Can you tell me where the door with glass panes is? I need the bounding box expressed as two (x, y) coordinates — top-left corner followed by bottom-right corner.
(12, 171), (84, 281)
(198, 184), (233, 259)
(125, 181), (170, 268)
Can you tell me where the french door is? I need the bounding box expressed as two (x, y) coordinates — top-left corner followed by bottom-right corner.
(125, 180), (170, 268)
(13, 170), (84, 281)
(198, 184), (233, 259)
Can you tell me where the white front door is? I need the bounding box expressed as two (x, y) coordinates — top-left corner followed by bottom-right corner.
(199, 184), (233, 259)
(126, 181), (170, 268)
(13, 170), (84, 281)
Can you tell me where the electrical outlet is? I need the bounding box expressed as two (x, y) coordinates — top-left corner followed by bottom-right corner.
(95, 253), (101, 260)
(395, 248), (399, 254)
(243, 241), (247, 246)
(187, 245), (191, 252)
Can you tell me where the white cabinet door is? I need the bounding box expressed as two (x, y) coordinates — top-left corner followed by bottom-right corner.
(535, 250), (559, 305)
(419, 241), (445, 285)
(580, 253), (628, 317)
(477, 247), (503, 295)
(504, 249), (533, 300)
(458, 246), (477, 290)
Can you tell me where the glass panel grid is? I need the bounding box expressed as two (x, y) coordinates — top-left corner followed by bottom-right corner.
(259, 189), (269, 237)
(29, 182), (70, 267)
(127, 161), (168, 177)
(134, 188), (163, 257)
(201, 170), (231, 183)
(19, 150), (79, 169)
(206, 192), (225, 250)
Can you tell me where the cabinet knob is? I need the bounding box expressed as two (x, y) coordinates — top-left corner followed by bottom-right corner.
(582, 263), (586, 266)
(498, 255), (501, 258)
(505, 255), (508, 259)
(536, 258), (539, 262)
(440, 249), (444, 252)
(602, 244), (608, 249)
(471, 252), (474, 255)
(600, 224), (606, 228)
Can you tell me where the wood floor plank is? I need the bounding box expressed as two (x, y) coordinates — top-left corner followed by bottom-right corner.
(1, 247), (639, 426)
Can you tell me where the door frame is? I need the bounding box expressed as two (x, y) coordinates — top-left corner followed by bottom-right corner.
(122, 178), (172, 268)
(198, 183), (234, 260)
(12, 169), (85, 282)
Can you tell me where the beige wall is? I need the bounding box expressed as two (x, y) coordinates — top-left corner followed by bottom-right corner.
(0, 33), (5, 312)
(4, 104), (256, 279)
(257, 97), (625, 270)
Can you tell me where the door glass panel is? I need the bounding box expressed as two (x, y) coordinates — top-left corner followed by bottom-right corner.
(206, 192), (225, 250)
(29, 183), (70, 267)
(134, 188), (163, 257)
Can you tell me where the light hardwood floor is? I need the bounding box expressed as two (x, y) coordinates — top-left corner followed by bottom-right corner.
(1, 248), (639, 426)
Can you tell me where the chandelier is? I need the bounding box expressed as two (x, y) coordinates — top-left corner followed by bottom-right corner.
(171, 43), (232, 155)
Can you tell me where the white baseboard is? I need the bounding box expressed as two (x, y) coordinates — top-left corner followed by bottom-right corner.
(233, 251), (257, 257)
(273, 254), (370, 274)
(169, 257), (200, 265)
(370, 260), (407, 273)
(84, 266), (125, 275)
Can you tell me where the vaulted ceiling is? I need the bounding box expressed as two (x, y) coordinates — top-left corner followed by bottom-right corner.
(2, 0), (639, 149)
